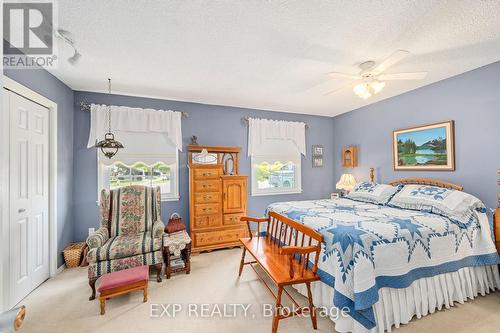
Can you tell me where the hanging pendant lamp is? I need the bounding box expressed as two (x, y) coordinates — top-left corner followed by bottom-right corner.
(94, 78), (124, 158)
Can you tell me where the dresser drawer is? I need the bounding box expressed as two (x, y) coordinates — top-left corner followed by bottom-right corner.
(194, 192), (220, 204)
(194, 203), (220, 216)
(194, 168), (221, 180)
(194, 228), (245, 247)
(194, 180), (221, 192)
(193, 214), (221, 229)
(223, 213), (245, 226)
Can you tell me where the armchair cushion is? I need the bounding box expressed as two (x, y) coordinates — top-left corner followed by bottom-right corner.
(88, 251), (163, 280)
(87, 233), (162, 263)
(152, 220), (165, 238)
(86, 227), (109, 249)
(109, 186), (160, 237)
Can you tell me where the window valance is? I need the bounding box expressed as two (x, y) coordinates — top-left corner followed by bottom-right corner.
(87, 104), (183, 151)
(247, 117), (306, 156)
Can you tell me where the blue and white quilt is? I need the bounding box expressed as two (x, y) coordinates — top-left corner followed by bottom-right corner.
(267, 198), (500, 330)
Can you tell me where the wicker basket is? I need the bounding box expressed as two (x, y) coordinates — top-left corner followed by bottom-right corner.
(63, 242), (87, 268)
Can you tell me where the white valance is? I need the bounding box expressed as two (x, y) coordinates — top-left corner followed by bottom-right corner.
(247, 117), (306, 156)
(87, 104), (183, 151)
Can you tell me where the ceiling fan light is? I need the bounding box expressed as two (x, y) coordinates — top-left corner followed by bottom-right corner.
(371, 80), (386, 94)
(353, 83), (371, 99)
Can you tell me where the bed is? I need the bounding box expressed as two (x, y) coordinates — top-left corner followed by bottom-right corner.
(266, 177), (500, 333)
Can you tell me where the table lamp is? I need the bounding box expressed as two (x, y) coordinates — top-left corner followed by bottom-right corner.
(336, 173), (357, 196)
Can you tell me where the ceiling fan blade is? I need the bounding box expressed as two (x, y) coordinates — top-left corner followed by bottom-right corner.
(323, 82), (354, 96)
(378, 72), (428, 80)
(373, 50), (409, 74)
(328, 72), (362, 80)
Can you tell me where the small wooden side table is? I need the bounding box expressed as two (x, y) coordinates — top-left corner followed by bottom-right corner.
(163, 231), (192, 279)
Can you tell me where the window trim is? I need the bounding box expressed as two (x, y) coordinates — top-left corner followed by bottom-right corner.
(251, 154), (302, 197)
(96, 149), (180, 202)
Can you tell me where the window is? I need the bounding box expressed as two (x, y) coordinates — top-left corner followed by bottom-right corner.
(98, 131), (179, 201)
(106, 161), (172, 193)
(251, 139), (302, 196)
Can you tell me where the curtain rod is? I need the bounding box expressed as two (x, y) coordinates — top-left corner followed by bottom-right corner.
(79, 101), (189, 118)
(241, 116), (309, 129)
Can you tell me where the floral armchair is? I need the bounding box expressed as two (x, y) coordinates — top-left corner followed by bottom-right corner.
(86, 185), (165, 300)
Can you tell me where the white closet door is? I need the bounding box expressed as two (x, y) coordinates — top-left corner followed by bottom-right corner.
(8, 91), (50, 307)
(29, 96), (50, 289)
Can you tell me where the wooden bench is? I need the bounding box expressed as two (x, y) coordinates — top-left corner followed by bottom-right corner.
(238, 211), (323, 333)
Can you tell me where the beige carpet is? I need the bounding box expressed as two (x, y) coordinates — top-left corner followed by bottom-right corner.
(18, 249), (500, 333)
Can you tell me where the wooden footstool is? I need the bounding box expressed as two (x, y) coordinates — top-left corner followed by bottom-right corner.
(97, 265), (149, 315)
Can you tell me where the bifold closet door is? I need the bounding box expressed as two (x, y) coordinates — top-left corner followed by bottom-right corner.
(8, 90), (50, 308)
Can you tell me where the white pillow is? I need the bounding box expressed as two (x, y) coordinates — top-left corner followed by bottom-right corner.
(346, 182), (401, 205)
(388, 184), (486, 227)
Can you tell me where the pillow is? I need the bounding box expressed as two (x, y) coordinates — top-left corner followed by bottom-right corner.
(388, 184), (486, 226)
(346, 181), (401, 205)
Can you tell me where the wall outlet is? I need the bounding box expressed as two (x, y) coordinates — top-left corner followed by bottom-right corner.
(88, 227), (95, 236)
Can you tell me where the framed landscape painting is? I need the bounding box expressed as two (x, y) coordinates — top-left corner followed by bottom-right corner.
(393, 120), (455, 171)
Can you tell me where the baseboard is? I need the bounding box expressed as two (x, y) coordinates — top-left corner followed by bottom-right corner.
(56, 264), (66, 275)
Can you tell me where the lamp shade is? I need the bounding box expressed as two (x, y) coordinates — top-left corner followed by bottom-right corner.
(336, 173), (357, 192)
(353, 80), (386, 99)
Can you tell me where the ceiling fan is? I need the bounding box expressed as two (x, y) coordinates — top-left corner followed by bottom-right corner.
(55, 28), (82, 65)
(325, 50), (427, 99)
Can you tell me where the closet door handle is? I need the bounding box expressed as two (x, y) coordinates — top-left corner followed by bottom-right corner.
(18, 208), (26, 213)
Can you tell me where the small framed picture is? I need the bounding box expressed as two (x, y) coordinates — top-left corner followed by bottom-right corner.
(312, 145), (324, 168)
(312, 145), (324, 156)
(313, 157), (323, 168)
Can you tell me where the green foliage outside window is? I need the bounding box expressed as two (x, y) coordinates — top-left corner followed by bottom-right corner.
(109, 161), (171, 192)
(256, 161), (286, 182)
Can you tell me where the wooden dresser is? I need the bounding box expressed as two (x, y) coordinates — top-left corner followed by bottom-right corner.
(188, 145), (248, 253)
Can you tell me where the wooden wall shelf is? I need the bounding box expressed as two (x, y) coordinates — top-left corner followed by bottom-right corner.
(342, 146), (358, 168)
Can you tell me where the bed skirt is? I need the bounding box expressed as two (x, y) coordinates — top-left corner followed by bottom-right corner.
(295, 265), (500, 333)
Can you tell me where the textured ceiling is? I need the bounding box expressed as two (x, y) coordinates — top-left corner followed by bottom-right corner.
(49, 0), (500, 117)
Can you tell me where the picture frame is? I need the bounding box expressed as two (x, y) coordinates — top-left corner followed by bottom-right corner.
(392, 120), (455, 171)
(312, 145), (324, 168)
(313, 145), (324, 156)
(313, 157), (323, 168)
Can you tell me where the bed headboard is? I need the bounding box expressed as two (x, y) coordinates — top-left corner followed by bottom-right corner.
(388, 178), (464, 191)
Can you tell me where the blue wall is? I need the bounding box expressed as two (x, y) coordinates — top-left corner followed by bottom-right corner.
(7, 60), (499, 250)
(332, 61), (500, 209)
(4, 69), (75, 267)
(72, 91), (335, 242)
